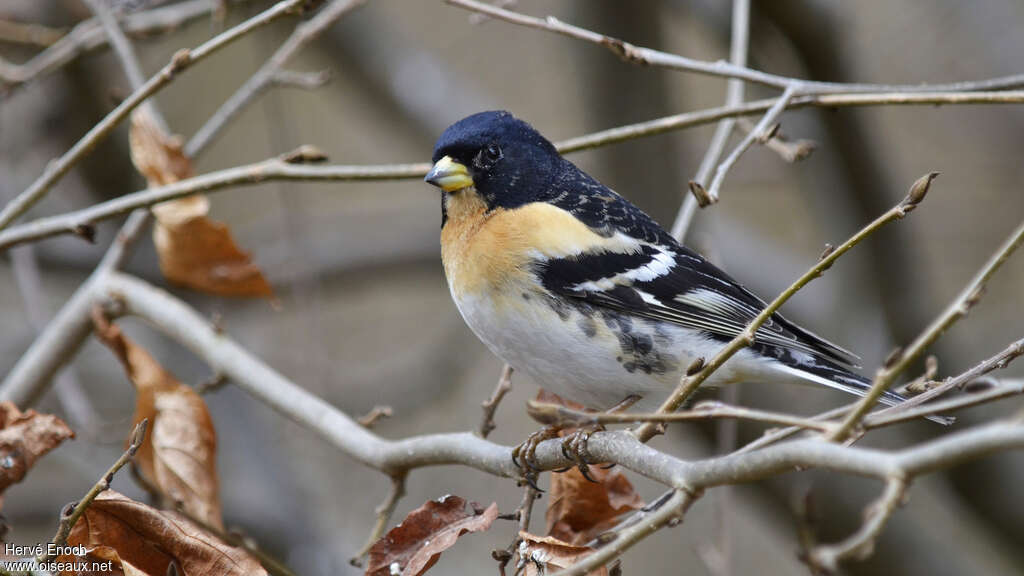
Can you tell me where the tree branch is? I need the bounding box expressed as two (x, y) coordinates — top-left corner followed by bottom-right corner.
(445, 0), (1024, 94)
(0, 0), (228, 91)
(669, 0), (749, 242)
(828, 215), (1024, 440)
(479, 364), (513, 438)
(0, 0), (308, 231)
(704, 85), (797, 203)
(90, 271), (1024, 487)
(37, 419), (147, 564)
(633, 174), (936, 442)
(0, 152), (431, 251)
(185, 0), (367, 157)
(806, 478), (907, 573)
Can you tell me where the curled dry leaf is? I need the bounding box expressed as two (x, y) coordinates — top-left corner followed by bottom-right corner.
(365, 495), (498, 576)
(518, 533), (608, 576)
(129, 109), (272, 298)
(92, 310), (222, 529)
(546, 465), (644, 545)
(58, 490), (265, 576)
(0, 402), (74, 510)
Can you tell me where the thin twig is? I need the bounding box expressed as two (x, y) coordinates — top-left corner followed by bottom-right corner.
(705, 85), (797, 203)
(270, 68), (332, 89)
(9, 245), (99, 434)
(553, 91), (1024, 153)
(83, 0), (168, 130)
(736, 118), (816, 163)
(357, 405), (393, 429)
(548, 489), (698, 576)
(37, 419), (148, 564)
(0, 19), (65, 47)
(669, 0), (748, 242)
(446, 0), (1024, 94)
(735, 337), (1024, 452)
(503, 483), (540, 575)
(7, 89), (1024, 251)
(185, 0), (367, 156)
(633, 174), (936, 443)
(350, 473), (407, 565)
(480, 364), (513, 438)
(0, 209), (150, 407)
(527, 400), (834, 433)
(0, 152), (430, 251)
(876, 336), (1024, 416)
(806, 478), (907, 573)
(828, 215), (1024, 441)
(866, 379), (1024, 429)
(0, 0), (227, 90)
(0, 0), (308, 231)
(92, 271), (1024, 492)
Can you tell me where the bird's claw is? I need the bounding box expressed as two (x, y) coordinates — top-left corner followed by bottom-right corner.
(512, 425), (561, 491)
(559, 424), (605, 482)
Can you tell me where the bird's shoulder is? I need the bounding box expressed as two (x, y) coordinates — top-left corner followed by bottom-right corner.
(545, 166), (675, 245)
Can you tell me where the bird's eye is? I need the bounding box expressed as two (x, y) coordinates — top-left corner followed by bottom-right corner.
(484, 144), (502, 162)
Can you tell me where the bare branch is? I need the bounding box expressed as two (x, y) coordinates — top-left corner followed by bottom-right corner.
(270, 68), (332, 89)
(704, 85), (797, 203)
(479, 364), (513, 438)
(736, 118), (816, 163)
(185, 0), (367, 157)
(0, 0), (224, 90)
(0, 19), (65, 47)
(553, 91), (1024, 154)
(357, 405), (393, 429)
(806, 478), (907, 572)
(877, 336), (1024, 416)
(670, 0), (749, 242)
(0, 0), (309, 231)
(38, 419), (148, 564)
(82, 0), (168, 130)
(350, 473), (407, 565)
(528, 400), (834, 433)
(0, 154), (431, 251)
(0, 212), (151, 407)
(445, 0), (1024, 94)
(90, 271), (1024, 488)
(549, 490), (697, 576)
(829, 215), (1024, 440)
(634, 176), (933, 442)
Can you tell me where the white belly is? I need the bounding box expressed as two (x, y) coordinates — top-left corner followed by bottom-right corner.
(451, 287), (747, 410)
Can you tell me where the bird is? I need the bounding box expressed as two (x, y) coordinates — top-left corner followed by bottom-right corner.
(424, 110), (948, 470)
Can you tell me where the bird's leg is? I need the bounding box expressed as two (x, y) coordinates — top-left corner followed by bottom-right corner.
(561, 394), (642, 481)
(511, 425), (561, 491)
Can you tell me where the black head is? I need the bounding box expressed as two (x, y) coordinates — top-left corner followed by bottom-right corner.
(426, 111), (563, 211)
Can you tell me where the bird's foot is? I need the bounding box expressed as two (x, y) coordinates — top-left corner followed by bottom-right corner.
(559, 424), (605, 482)
(512, 425), (561, 491)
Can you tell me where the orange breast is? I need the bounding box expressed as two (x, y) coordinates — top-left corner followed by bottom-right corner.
(441, 192), (641, 298)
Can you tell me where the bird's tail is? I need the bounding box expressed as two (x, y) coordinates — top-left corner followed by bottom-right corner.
(773, 360), (954, 425)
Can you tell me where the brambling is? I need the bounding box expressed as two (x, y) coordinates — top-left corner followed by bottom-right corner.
(425, 111), (947, 463)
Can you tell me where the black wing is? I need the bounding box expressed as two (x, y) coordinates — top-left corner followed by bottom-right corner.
(542, 163), (857, 367)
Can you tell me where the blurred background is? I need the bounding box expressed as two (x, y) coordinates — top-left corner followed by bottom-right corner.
(2, 0), (1024, 574)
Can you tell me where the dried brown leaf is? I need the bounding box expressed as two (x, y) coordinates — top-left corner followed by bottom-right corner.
(546, 465), (644, 545)
(58, 490), (265, 576)
(365, 495), (498, 576)
(518, 532), (608, 576)
(0, 401), (74, 510)
(93, 311), (222, 529)
(129, 109), (272, 298)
